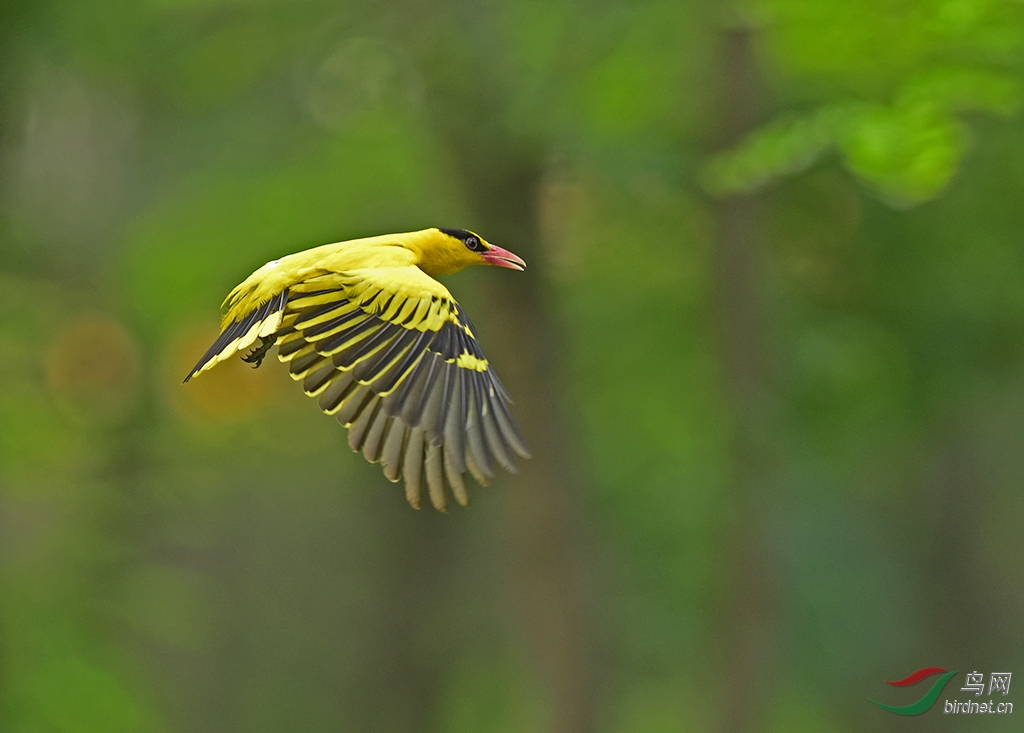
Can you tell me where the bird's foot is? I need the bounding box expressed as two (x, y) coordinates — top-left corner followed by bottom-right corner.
(242, 336), (275, 368)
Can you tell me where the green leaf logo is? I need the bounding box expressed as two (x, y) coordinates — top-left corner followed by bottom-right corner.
(870, 668), (959, 716)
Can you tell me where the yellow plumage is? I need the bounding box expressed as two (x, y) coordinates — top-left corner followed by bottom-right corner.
(185, 227), (530, 511)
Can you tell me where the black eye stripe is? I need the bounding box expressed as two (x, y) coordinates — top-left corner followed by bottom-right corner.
(439, 227), (473, 242)
(439, 227), (485, 252)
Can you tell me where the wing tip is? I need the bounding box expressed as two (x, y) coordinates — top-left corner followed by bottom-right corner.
(182, 358), (214, 384)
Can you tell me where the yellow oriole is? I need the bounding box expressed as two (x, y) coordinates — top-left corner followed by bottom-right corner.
(185, 227), (530, 511)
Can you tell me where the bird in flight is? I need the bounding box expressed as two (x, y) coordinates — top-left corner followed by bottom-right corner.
(185, 227), (530, 511)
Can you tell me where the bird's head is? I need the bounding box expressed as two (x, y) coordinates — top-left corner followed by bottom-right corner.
(410, 227), (526, 276)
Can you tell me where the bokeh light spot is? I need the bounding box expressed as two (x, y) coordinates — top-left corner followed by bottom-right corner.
(45, 313), (141, 426)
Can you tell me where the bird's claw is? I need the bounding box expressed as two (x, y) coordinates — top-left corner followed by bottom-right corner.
(241, 336), (275, 368)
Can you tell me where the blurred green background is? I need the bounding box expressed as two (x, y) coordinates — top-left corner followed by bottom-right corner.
(2, 1), (1024, 731)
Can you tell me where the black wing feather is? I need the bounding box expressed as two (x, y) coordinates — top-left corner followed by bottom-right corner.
(184, 290), (289, 382)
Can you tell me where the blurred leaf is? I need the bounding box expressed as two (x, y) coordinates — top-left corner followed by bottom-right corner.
(838, 101), (966, 207)
(756, 0), (1024, 87)
(897, 65), (1023, 114)
(704, 65), (1021, 205)
(702, 108), (838, 196)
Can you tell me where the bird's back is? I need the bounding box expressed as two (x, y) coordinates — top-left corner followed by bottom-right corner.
(222, 234), (420, 327)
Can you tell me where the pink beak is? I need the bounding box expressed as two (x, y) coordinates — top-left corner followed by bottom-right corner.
(481, 244), (527, 271)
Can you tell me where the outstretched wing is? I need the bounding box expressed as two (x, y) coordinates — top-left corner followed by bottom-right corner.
(190, 266), (529, 510)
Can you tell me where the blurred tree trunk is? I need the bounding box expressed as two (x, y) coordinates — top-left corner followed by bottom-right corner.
(708, 24), (779, 733)
(416, 60), (602, 733)
(462, 159), (600, 733)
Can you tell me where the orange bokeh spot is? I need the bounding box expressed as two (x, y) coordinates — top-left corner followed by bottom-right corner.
(168, 321), (286, 424)
(45, 313), (141, 424)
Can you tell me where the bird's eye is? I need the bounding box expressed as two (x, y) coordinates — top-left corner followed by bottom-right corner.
(464, 236), (483, 252)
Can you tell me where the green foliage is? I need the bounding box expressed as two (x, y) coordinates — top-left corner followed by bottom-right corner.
(5, 617), (150, 733)
(3, 1), (1024, 732)
(704, 66), (1022, 205)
